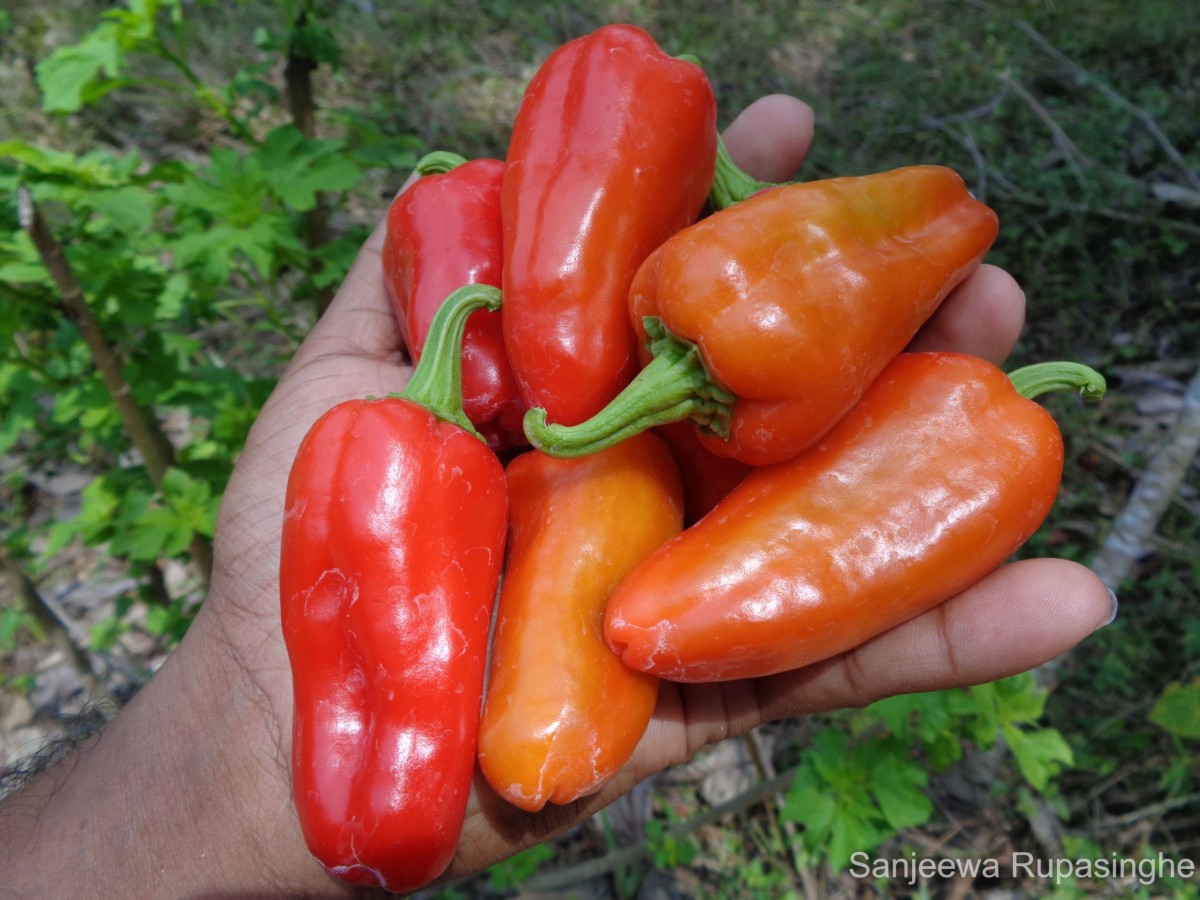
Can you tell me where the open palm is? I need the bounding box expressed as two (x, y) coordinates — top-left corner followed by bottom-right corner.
(195, 94), (1112, 893)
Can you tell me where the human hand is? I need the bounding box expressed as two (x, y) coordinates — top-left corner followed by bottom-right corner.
(0, 93), (1115, 899)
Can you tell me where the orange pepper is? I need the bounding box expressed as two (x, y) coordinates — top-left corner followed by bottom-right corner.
(525, 167), (999, 466)
(603, 353), (1105, 682)
(478, 432), (683, 810)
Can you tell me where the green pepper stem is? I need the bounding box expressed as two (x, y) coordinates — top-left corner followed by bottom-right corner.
(414, 150), (469, 175)
(1008, 361), (1107, 402)
(523, 318), (736, 458)
(400, 284), (501, 439)
(708, 135), (779, 210)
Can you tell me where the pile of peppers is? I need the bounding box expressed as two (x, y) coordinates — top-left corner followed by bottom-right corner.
(280, 23), (1106, 893)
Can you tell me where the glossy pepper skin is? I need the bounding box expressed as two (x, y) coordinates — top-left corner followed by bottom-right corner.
(382, 154), (526, 450)
(280, 287), (508, 892)
(477, 432), (683, 811)
(526, 166), (999, 466)
(654, 421), (751, 525)
(502, 23), (718, 426)
(604, 352), (1105, 683)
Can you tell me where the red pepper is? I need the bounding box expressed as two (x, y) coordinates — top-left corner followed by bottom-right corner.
(602, 352), (1105, 682)
(502, 23), (718, 426)
(525, 166), (1000, 465)
(280, 286), (508, 892)
(383, 152), (526, 450)
(477, 432), (683, 811)
(653, 421), (751, 525)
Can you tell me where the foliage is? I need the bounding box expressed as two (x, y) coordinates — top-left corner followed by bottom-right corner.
(484, 842), (555, 892)
(1150, 679), (1200, 741)
(1, 0), (416, 647)
(781, 674), (1073, 872)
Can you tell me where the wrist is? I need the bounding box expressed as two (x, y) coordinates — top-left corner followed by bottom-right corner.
(0, 595), (351, 898)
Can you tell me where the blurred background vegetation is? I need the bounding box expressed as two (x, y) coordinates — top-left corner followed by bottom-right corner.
(1, 0), (1197, 896)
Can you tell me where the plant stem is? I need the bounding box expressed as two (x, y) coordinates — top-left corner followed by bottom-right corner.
(400, 284), (502, 437)
(708, 135), (778, 209)
(18, 187), (213, 586)
(415, 151), (469, 175)
(1008, 361), (1106, 401)
(524, 317), (735, 457)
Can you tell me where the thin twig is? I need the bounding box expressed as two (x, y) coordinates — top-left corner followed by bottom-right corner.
(1094, 792), (1200, 831)
(997, 71), (1090, 190)
(1009, 18), (1200, 195)
(1091, 367), (1200, 591)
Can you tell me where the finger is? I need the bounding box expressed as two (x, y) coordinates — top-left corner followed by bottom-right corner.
(908, 263), (1026, 365)
(721, 94), (816, 183)
(754, 558), (1114, 720)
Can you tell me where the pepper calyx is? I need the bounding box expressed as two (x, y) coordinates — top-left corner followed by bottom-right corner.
(707, 136), (780, 210)
(523, 317), (735, 458)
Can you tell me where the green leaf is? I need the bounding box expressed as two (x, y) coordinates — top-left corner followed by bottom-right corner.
(256, 125), (361, 211)
(171, 217), (293, 281)
(827, 807), (883, 872)
(80, 185), (157, 235)
(487, 843), (554, 891)
(154, 272), (190, 321)
(781, 782), (836, 839)
(1002, 723), (1074, 792)
(0, 260), (50, 285)
(807, 727), (852, 785)
(42, 518), (83, 558)
(1149, 680), (1200, 739)
(288, 17), (342, 67)
(36, 28), (125, 113)
(165, 146), (268, 226)
(144, 598), (193, 642)
(0, 141), (79, 172)
(0, 607), (38, 650)
(872, 769), (933, 830)
(127, 505), (182, 560)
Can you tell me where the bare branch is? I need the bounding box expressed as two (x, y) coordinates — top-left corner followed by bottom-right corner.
(1091, 367), (1200, 591)
(1008, 15), (1200, 194)
(997, 71), (1090, 190)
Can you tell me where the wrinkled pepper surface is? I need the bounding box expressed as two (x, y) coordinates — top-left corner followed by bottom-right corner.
(383, 152), (526, 449)
(478, 432), (683, 811)
(280, 286), (508, 892)
(603, 352), (1105, 682)
(502, 23), (718, 426)
(526, 166), (1000, 466)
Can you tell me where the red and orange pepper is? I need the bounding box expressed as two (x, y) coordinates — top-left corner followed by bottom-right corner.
(478, 432), (682, 810)
(603, 353), (1105, 682)
(279, 23), (1112, 889)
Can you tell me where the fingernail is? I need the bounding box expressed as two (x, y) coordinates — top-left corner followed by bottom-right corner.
(1098, 587), (1119, 629)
